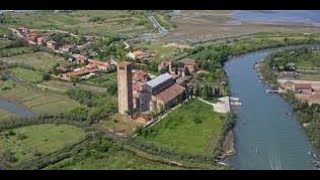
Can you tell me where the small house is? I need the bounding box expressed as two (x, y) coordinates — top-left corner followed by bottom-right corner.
(46, 40), (58, 50)
(294, 83), (313, 94)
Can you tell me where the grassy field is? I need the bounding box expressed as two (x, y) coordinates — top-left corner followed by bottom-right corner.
(0, 81), (15, 91)
(0, 52), (67, 71)
(0, 39), (13, 49)
(38, 80), (107, 94)
(45, 147), (182, 170)
(0, 84), (82, 115)
(134, 41), (179, 60)
(7, 11), (152, 38)
(139, 99), (224, 155)
(85, 72), (117, 95)
(94, 114), (143, 136)
(0, 124), (86, 165)
(0, 46), (36, 57)
(11, 67), (43, 84)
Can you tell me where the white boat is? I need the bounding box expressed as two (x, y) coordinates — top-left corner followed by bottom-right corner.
(217, 162), (228, 166)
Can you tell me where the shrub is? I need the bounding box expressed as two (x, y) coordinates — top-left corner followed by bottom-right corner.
(17, 133), (28, 141)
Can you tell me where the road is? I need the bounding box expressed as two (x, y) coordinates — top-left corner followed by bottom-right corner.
(148, 16), (168, 36)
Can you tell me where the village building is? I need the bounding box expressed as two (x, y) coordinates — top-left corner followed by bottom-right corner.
(17, 27), (30, 36)
(279, 81), (295, 91)
(132, 70), (151, 112)
(61, 69), (93, 80)
(180, 58), (198, 73)
(46, 40), (58, 50)
(36, 37), (45, 45)
(26, 32), (39, 43)
(126, 50), (151, 61)
(279, 71), (298, 79)
(294, 83), (313, 94)
(152, 83), (186, 111)
(158, 60), (173, 73)
(55, 66), (71, 73)
(72, 54), (88, 64)
(87, 60), (116, 72)
(59, 44), (76, 52)
(145, 73), (186, 112)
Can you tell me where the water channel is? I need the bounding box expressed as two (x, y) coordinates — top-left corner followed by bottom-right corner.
(224, 46), (318, 170)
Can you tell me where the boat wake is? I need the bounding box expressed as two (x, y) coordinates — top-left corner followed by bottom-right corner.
(269, 152), (282, 170)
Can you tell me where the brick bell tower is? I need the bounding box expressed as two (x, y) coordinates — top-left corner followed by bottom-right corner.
(117, 61), (133, 115)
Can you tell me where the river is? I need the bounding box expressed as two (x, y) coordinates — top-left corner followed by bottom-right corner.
(224, 47), (317, 170)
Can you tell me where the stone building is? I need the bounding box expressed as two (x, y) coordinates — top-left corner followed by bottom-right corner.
(117, 61), (134, 115)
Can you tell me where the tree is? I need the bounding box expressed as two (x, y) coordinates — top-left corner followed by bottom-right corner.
(42, 73), (51, 81)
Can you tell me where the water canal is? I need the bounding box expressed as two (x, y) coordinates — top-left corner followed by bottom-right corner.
(224, 47), (317, 170)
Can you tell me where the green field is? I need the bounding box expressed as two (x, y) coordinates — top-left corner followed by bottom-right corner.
(0, 52), (67, 71)
(45, 147), (182, 170)
(0, 124), (86, 165)
(11, 67), (43, 84)
(38, 80), (107, 94)
(0, 81), (15, 91)
(7, 10), (151, 37)
(139, 99), (224, 155)
(0, 39), (13, 49)
(0, 46), (36, 57)
(0, 84), (82, 115)
(134, 41), (179, 60)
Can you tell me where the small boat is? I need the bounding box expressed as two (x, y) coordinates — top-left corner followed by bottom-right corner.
(217, 162), (228, 166)
(308, 151), (312, 156)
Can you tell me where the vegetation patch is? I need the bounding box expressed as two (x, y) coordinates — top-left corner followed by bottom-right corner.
(137, 99), (224, 155)
(45, 136), (182, 170)
(0, 52), (67, 71)
(0, 124), (86, 166)
(0, 84), (82, 115)
(11, 67), (44, 84)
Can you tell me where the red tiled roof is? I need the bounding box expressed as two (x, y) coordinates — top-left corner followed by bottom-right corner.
(294, 83), (312, 90)
(133, 70), (150, 82)
(155, 84), (185, 103)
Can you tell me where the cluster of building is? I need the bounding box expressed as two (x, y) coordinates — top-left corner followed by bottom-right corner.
(15, 27), (93, 53)
(117, 58), (202, 122)
(279, 81), (314, 94)
(126, 50), (153, 61)
(15, 27), (118, 81)
(61, 59), (117, 80)
(117, 61), (188, 122)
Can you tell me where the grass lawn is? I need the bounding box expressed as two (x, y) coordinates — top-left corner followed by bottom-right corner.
(0, 124), (86, 165)
(139, 99), (225, 155)
(0, 84), (82, 115)
(11, 67), (43, 84)
(0, 52), (67, 71)
(45, 147), (182, 170)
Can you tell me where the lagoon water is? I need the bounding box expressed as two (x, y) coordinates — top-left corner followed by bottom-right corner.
(224, 48), (316, 170)
(231, 10), (320, 26)
(0, 98), (35, 117)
